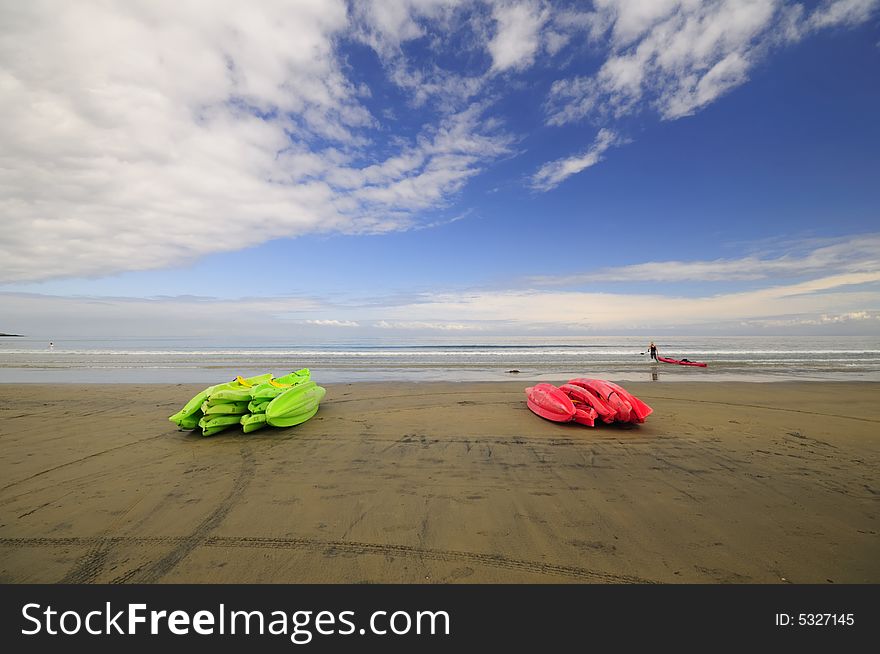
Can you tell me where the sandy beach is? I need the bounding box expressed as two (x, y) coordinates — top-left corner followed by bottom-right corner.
(0, 381), (877, 584)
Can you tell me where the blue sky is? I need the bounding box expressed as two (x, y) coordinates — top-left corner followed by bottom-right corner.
(1, 1), (879, 339)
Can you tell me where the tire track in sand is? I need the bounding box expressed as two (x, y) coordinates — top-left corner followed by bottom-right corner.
(1, 533), (652, 584)
(0, 433), (169, 494)
(125, 446), (256, 583)
(642, 396), (880, 424)
(52, 446), (255, 584)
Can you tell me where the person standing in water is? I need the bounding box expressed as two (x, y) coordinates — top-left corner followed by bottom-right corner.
(647, 341), (658, 361)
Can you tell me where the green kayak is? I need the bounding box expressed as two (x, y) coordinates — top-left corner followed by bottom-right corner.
(208, 387), (254, 404)
(168, 373), (272, 429)
(170, 371), (323, 435)
(250, 369), (311, 401)
(174, 413), (201, 430)
(240, 412), (268, 434)
(247, 399), (271, 414)
(201, 400), (250, 416)
(198, 414), (244, 437)
(266, 381), (326, 428)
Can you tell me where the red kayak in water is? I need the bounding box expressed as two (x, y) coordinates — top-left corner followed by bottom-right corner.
(657, 356), (707, 367)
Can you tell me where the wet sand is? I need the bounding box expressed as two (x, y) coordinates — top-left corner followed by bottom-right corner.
(0, 381), (877, 583)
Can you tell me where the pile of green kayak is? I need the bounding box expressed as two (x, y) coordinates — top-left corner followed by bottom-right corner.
(168, 369), (326, 436)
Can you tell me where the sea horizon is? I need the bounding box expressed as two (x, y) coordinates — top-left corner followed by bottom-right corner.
(2, 334), (878, 384)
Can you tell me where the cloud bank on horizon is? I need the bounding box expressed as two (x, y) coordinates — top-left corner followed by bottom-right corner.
(1, 1), (879, 335)
(3, 234), (879, 337)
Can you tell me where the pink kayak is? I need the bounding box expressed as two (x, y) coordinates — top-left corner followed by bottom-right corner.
(525, 383), (576, 423)
(559, 383), (614, 424)
(657, 356), (707, 367)
(525, 383), (597, 426)
(591, 379), (653, 423)
(567, 378), (633, 423)
(525, 380), (652, 427)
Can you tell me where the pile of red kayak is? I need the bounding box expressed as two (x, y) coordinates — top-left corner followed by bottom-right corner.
(525, 378), (652, 427)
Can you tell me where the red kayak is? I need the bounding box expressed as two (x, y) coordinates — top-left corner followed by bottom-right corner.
(657, 356), (707, 368)
(525, 384), (576, 423)
(525, 380), (652, 427)
(567, 378), (632, 423)
(559, 383), (613, 424)
(524, 383), (599, 426)
(592, 380), (653, 423)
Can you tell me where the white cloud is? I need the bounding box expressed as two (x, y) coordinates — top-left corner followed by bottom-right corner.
(820, 310), (876, 322)
(350, 0), (467, 56)
(598, 0), (683, 47)
(548, 0), (880, 125)
(1, 0), (876, 285)
(528, 234), (880, 284)
(529, 128), (619, 190)
(0, 291), (322, 339)
(304, 319), (360, 327)
(373, 271), (880, 330)
(345, 103), (514, 213)
(385, 63), (485, 110)
(809, 0), (879, 29)
(488, 1), (548, 71)
(543, 29), (572, 55)
(661, 51), (752, 120)
(351, 0), (496, 114)
(546, 0), (781, 125)
(532, 0), (879, 188)
(3, 265), (879, 338)
(0, 1), (512, 283)
(350, 0), (485, 110)
(740, 310), (880, 327)
(373, 320), (485, 330)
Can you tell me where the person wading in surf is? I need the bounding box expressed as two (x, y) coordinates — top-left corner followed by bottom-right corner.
(647, 341), (658, 361)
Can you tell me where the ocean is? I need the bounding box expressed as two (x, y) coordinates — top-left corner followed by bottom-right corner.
(1, 335), (879, 383)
